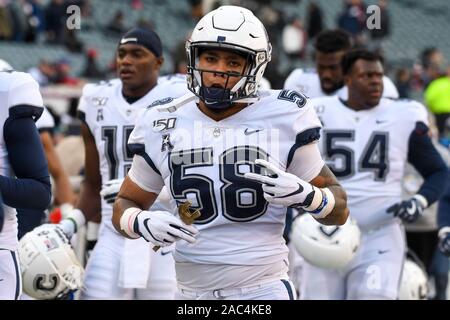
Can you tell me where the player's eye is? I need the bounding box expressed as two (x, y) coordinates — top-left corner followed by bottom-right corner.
(204, 56), (217, 63)
(228, 60), (241, 68)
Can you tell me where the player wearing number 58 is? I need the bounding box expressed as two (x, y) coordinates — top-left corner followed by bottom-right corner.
(113, 5), (349, 300)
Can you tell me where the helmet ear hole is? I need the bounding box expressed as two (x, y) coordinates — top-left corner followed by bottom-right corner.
(18, 226), (84, 300)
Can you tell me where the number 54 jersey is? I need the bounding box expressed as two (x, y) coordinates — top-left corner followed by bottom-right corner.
(310, 96), (429, 230)
(128, 90), (324, 266)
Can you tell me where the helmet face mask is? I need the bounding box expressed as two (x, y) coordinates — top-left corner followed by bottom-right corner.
(186, 6), (272, 109)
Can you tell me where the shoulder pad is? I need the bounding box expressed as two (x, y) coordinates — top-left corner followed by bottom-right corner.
(155, 92), (197, 113)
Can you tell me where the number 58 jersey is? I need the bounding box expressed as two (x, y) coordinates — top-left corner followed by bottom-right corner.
(128, 90), (324, 266)
(310, 96), (429, 230)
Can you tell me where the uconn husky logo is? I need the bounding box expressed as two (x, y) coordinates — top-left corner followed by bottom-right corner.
(33, 273), (59, 291)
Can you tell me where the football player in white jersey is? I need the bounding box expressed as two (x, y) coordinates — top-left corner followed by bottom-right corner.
(0, 70), (52, 299)
(0, 60), (75, 239)
(34, 28), (188, 300)
(301, 49), (448, 300)
(112, 5), (349, 300)
(17, 107), (76, 239)
(284, 29), (399, 99)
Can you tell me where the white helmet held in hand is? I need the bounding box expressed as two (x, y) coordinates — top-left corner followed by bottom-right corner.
(291, 214), (361, 269)
(186, 5), (272, 108)
(18, 225), (84, 300)
(398, 259), (428, 300)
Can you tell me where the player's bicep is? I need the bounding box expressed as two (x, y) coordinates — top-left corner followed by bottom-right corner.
(127, 154), (164, 193)
(118, 175), (159, 210)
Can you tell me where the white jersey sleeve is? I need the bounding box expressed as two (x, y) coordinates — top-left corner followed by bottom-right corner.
(8, 72), (44, 110)
(76, 82), (100, 129)
(287, 99), (324, 181)
(127, 107), (165, 193)
(382, 75), (399, 99)
(35, 107), (55, 131)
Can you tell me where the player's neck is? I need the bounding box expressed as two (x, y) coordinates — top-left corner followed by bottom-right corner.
(343, 97), (374, 111)
(122, 81), (157, 100)
(197, 101), (248, 121)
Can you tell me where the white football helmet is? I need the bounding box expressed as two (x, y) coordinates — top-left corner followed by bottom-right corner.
(0, 58), (13, 71)
(291, 214), (361, 269)
(186, 5), (272, 108)
(18, 225), (84, 300)
(398, 259), (428, 300)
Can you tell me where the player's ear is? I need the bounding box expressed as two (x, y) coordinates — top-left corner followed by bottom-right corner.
(344, 73), (351, 87)
(155, 56), (164, 69)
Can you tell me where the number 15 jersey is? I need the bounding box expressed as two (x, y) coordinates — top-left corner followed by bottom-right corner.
(77, 78), (188, 230)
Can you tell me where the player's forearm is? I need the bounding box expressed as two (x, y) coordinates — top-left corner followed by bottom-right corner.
(76, 180), (101, 222)
(309, 165), (349, 225)
(315, 184), (349, 225)
(53, 174), (76, 205)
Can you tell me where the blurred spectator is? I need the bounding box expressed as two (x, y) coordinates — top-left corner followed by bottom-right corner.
(44, 0), (65, 44)
(307, 1), (324, 40)
(421, 47), (447, 87)
(189, 0), (203, 20)
(282, 18), (307, 60)
(27, 59), (57, 86)
(369, 0), (390, 50)
(24, 0), (45, 42)
(106, 10), (127, 35)
(54, 58), (80, 85)
(395, 68), (411, 99)
(0, 3), (13, 40)
(172, 40), (188, 74)
(7, 0), (27, 42)
(81, 48), (105, 80)
(337, 0), (367, 46)
(136, 18), (154, 30)
(64, 28), (84, 53)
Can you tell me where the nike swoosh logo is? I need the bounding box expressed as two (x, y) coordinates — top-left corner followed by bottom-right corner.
(244, 128), (264, 135)
(120, 37), (138, 44)
(160, 250), (173, 256)
(277, 183), (304, 199)
(378, 249), (390, 254)
(406, 202), (417, 215)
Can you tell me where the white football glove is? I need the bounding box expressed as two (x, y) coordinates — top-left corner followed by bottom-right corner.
(244, 159), (317, 209)
(57, 209), (86, 239)
(133, 210), (199, 247)
(32, 223), (71, 243)
(100, 178), (124, 204)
